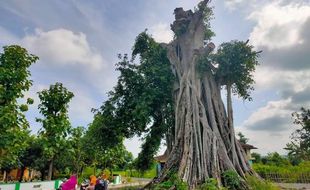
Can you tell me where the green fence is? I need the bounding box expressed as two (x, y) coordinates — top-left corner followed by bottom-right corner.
(258, 172), (310, 183)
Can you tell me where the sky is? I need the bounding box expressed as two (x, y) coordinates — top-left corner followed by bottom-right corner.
(1, 0), (310, 157)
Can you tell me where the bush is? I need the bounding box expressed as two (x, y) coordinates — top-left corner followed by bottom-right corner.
(222, 170), (241, 190)
(198, 178), (218, 190)
(154, 181), (174, 189)
(246, 175), (280, 190)
(197, 178), (228, 190)
(152, 173), (188, 190)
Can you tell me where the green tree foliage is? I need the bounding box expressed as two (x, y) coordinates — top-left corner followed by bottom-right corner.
(36, 82), (74, 180)
(212, 41), (260, 101)
(251, 152), (262, 164)
(69, 126), (86, 175)
(99, 144), (133, 173)
(90, 31), (174, 171)
(237, 132), (249, 144)
(221, 170), (241, 190)
(261, 152), (290, 167)
(285, 107), (310, 161)
(0, 45), (38, 169)
(54, 126), (87, 177)
(18, 135), (45, 181)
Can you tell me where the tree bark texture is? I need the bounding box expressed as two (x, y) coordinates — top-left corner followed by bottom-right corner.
(19, 166), (25, 182)
(158, 1), (253, 189)
(47, 159), (53, 180)
(2, 170), (6, 182)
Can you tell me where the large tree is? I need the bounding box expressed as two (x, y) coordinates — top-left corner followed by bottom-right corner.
(159, 3), (258, 187)
(93, 1), (260, 189)
(0, 45), (38, 171)
(37, 82), (74, 180)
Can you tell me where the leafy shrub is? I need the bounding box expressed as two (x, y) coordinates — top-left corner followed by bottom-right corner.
(170, 174), (188, 190)
(222, 170), (241, 190)
(246, 175), (280, 190)
(198, 178), (218, 190)
(153, 173), (188, 190)
(197, 178), (228, 190)
(154, 180), (174, 189)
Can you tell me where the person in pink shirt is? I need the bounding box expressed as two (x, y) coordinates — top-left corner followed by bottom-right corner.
(61, 174), (77, 190)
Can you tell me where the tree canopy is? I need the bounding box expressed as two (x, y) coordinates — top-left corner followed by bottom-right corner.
(0, 45), (38, 169)
(238, 132), (249, 144)
(89, 31), (175, 171)
(212, 40), (260, 101)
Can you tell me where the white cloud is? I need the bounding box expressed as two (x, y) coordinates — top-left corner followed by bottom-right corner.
(249, 1), (310, 50)
(243, 99), (292, 131)
(239, 82), (310, 155)
(224, 0), (260, 11)
(68, 87), (97, 125)
(254, 67), (310, 92)
(149, 23), (173, 43)
(237, 98), (299, 155)
(236, 126), (293, 155)
(0, 26), (19, 46)
(22, 28), (105, 70)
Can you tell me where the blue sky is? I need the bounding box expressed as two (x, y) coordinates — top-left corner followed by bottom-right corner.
(1, 0), (310, 157)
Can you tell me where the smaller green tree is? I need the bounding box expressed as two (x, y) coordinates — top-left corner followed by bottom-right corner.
(251, 152), (261, 164)
(285, 107), (310, 161)
(211, 40), (260, 162)
(18, 135), (45, 181)
(262, 152), (290, 166)
(99, 144), (133, 176)
(0, 45), (38, 170)
(213, 40), (260, 102)
(237, 132), (249, 144)
(37, 82), (74, 180)
(67, 126), (86, 177)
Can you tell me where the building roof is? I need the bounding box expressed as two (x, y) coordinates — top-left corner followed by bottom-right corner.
(240, 142), (257, 150)
(154, 150), (169, 163)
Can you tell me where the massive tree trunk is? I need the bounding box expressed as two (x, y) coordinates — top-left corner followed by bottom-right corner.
(158, 1), (253, 189)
